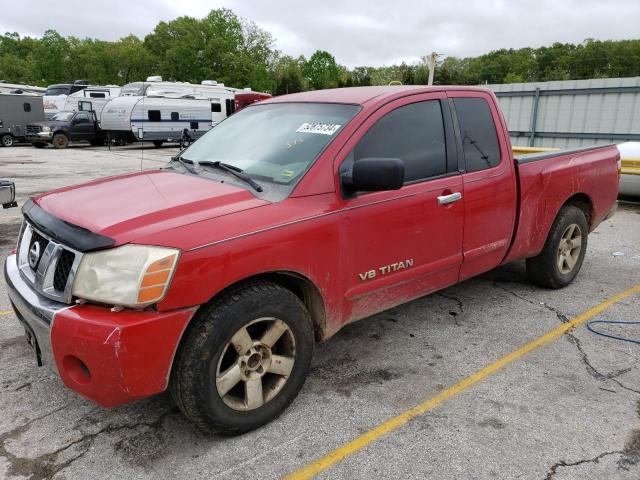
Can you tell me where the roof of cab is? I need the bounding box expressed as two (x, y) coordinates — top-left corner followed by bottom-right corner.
(261, 85), (493, 106)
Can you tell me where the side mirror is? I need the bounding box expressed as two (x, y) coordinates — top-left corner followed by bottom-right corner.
(342, 157), (405, 192)
(0, 180), (17, 209)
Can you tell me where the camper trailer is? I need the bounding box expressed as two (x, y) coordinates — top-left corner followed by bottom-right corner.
(99, 94), (233, 146)
(0, 82), (45, 95)
(119, 76), (242, 98)
(0, 93), (45, 146)
(43, 81), (120, 119)
(100, 77), (270, 145)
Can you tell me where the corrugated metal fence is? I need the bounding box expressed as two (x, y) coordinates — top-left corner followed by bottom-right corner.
(487, 77), (640, 148)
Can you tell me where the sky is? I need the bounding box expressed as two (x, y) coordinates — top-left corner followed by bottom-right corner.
(2, 0), (639, 67)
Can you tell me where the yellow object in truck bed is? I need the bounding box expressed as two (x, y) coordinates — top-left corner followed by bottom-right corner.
(513, 146), (640, 176)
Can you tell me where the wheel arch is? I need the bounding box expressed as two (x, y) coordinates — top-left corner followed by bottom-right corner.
(562, 192), (594, 230)
(197, 271), (328, 342)
(53, 129), (70, 139)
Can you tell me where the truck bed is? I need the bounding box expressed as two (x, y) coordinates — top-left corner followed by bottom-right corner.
(504, 144), (620, 263)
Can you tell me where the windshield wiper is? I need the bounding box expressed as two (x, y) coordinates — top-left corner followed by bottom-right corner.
(171, 155), (198, 174)
(198, 161), (263, 192)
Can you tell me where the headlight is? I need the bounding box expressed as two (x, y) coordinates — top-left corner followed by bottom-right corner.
(41, 126), (51, 132)
(72, 245), (180, 308)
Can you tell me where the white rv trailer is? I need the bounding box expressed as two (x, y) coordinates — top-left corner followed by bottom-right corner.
(120, 76), (244, 98)
(99, 93), (233, 145)
(0, 82), (46, 95)
(44, 85), (121, 119)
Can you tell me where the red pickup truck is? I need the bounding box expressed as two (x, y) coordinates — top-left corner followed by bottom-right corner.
(4, 86), (619, 433)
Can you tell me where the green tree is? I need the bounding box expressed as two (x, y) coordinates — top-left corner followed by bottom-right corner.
(351, 66), (374, 86)
(272, 55), (304, 95)
(303, 50), (339, 90)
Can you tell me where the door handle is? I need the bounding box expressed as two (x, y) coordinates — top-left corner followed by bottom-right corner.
(437, 192), (462, 206)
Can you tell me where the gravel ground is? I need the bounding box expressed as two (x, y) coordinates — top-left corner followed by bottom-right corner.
(1, 143), (639, 480)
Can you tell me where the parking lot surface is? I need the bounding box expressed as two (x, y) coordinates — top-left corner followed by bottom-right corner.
(1, 143), (640, 479)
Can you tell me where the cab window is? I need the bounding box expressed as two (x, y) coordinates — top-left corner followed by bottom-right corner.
(74, 113), (91, 124)
(453, 98), (500, 172)
(352, 100), (447, 183)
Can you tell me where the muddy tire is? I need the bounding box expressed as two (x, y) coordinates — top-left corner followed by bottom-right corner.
(170, 281), (314, 434)
(526, 205), (588, 289)
(33, 142), (46, 148)
(52, 133), (69, 149)
(152, 140), (164, 148)
(1, 134), (14, 147)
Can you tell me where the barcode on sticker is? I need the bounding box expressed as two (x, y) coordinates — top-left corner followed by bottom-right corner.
(296, 123), (341, 135)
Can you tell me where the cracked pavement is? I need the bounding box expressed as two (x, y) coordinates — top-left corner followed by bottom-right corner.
(1, 144), (640, 479)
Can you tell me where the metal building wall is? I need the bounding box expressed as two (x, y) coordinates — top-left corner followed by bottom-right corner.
(486, 77), (640, 148)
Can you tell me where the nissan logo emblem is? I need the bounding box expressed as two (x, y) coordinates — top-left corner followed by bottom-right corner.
(28, 242), (41, 270)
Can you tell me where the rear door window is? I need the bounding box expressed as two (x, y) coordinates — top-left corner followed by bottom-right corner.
(452, 98), (500, 172)
(353, 100), (447, 183)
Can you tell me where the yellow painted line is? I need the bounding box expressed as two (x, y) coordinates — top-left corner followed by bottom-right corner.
(285, 283), (640, 480)
(0, 309), (13, 316)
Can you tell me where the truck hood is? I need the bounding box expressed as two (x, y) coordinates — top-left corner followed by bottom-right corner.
(30, 120), (67, 128)
(35, 169), (269, 245)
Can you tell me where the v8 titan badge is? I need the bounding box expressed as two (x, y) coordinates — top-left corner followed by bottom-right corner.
(359, 259), (414, 281)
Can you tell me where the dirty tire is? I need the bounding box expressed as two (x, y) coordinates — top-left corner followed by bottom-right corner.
(170, 281), (314, 434)
(152, 140), (164, 148)
(33, 142), (46, 148)
(526, 205), (588, 289)
(1, 134), (14, 147)
(52, 133), (69, 149)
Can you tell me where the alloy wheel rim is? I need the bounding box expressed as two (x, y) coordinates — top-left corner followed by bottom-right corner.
(216, 317), (296, 411)
(557, 223), (582, 274)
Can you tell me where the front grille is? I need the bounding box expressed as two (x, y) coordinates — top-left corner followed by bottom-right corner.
(26, 125), (41, 135)
(54, 250), (75, 292)
(17, 221), (82, 304)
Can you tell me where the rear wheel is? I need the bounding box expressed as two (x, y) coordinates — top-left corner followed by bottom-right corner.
(170, 281), (314, 434)
(52, 133), (69, 149)
(152, 140), (164, 148)
(526, 205), (588, 289)
(1, 134), (14, 147)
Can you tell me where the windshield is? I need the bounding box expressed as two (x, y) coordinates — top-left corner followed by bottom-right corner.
(45, 86), (70, 96)
(182, 103), (360, 185)
(51, 112), (75, 121)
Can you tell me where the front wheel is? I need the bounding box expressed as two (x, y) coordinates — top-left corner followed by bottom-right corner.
(152, 140), (164, 148)
(170, 281), (314, 434)
(1, 134), (14, 147)
(526, 205), (588, 289)
(52, 133), (69, 149)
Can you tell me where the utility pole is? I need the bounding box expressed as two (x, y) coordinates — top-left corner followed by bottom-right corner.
(426, 52), (440, 86)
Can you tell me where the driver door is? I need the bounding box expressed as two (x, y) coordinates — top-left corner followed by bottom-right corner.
(71, 112), (94, 141)
(336, 93), (464, 322)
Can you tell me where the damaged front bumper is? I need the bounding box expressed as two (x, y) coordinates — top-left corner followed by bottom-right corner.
(26, 132), (53, 143)
(4, 254), (196, 408)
